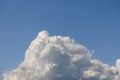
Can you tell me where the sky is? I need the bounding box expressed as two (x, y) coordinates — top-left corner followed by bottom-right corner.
(0, 0), (120, 80)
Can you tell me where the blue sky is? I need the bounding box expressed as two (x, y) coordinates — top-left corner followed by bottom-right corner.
(0, 0), (120, 80)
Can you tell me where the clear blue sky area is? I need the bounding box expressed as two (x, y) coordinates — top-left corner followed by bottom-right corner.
(0, 0), (120, 80)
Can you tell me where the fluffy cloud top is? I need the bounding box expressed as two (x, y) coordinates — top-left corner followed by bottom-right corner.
(3, 31), (120, 80)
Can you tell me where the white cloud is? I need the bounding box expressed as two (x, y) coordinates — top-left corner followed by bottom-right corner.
(83, 69), (100, 78)
(2, 31), (120, 80)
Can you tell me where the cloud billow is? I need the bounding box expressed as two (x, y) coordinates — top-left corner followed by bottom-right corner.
(3, 31), (120, 80)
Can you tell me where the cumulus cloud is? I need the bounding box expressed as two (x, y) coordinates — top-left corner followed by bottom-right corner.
(2, 31), (120, 80)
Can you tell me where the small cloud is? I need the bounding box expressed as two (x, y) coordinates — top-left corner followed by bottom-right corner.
(91, 50), (95, 54)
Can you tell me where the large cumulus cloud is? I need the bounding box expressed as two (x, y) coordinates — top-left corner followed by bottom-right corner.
(2, 31), (120, 80)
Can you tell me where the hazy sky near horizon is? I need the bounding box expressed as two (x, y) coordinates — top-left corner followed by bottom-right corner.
(0, 0), (120, 80)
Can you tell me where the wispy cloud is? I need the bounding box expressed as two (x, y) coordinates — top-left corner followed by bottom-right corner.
(3, 31), (120, 80)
